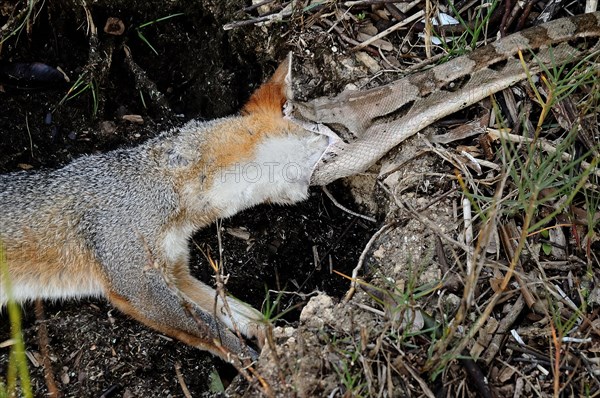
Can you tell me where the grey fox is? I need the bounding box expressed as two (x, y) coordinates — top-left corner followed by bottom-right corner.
(0, 56), (328, 362)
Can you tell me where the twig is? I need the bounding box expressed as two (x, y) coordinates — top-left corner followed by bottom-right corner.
(123, 45), (172, 119)
(268, 289), (320, 299)
(211, 220), (256, 364)
(223, 14), (274, 30)
(213, 345), (274, 398)
(0, 0), (40, 45)
(320, 18), (380, 57)
(384, 3), (406, 21)
(399, 361), (436, 398)
(482, 294), (526, 364)
(434, 235), (462, 293)
(243, 0), (279, 12)
(98, 385), (120, 398)
(417, 188), (457, 212)
(24, 114), (34, 159)
(343, 221), (397, 303)
(535, 0), (562, 24)
(322, 186), (377, 222)
(498, 222), (537, 308)
(224, 3), (294, 30)
(59, 0), (115, 116)
(515, 1), (535, 31)
(424, 0), (432, 59)
(34, 300), (62, 398)
(499, 0), (512, 37)
(352, 10), (424, 51)
(174, 361), (193, 398)
(431, 162), (513, 368)
(487, 128), (600, 178)
(463, 197), (474, 276)
(344, 0), (412, 5)
(402, 52), (445, 73)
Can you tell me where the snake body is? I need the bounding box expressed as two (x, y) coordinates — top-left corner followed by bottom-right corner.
(294, 12), (600, 185)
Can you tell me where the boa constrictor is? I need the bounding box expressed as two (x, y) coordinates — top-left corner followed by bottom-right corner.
(293, 11), (600, 186)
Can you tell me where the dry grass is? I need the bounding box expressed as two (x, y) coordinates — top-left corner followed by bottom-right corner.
(226, 1), (600, 396)
(2, 0), (599, 396)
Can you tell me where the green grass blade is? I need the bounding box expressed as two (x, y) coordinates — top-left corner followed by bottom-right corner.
(1, 243), (33, 398)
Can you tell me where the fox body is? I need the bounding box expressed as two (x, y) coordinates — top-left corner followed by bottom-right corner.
(0, 58), (328, 361)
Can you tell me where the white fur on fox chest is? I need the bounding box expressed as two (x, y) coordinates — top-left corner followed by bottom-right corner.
(204, 134), (326, 217)
(162, 223), (195, 263)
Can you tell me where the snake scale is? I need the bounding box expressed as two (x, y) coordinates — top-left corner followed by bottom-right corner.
(293, 11), (600, 185)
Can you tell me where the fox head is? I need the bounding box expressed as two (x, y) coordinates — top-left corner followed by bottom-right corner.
(194, 54), (328, 218)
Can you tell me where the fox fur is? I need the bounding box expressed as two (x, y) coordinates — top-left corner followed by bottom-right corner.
(0, 56), (328, 362)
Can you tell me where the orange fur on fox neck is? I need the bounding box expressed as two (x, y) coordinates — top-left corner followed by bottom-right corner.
(241, 82), (286, 116)
(241, 58), (289, 116)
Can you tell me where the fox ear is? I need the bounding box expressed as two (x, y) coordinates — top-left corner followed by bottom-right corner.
(242, 52), (292, 116)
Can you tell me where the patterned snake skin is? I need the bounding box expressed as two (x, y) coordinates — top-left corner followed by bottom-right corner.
(293, 12), (600, 185)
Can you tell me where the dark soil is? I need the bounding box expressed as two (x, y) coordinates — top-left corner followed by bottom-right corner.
(0, 1), (376, 396)
(6, 1), (598, 397)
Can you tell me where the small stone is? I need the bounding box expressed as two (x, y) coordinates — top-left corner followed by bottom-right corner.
(373, 245), (386, 259)
(100, 120), (117, 136)
(356, 51), (381, 73)
(61, 367), (70, 384)
(122, 114), (144, 124)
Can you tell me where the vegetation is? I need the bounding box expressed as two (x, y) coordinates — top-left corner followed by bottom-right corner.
(0, 244), (33, 398)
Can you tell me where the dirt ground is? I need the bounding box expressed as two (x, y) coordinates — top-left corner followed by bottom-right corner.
(2, 0), (600, 397)
(0, 0), (376, 396)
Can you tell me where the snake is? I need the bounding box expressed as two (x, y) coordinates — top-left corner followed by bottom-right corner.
(290, 11), (600, 185)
